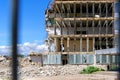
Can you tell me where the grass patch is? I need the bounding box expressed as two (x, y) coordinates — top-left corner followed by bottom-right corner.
(80, 66), (104, 74)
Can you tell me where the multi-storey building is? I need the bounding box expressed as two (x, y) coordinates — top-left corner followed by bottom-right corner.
(43, 0), (118, 65)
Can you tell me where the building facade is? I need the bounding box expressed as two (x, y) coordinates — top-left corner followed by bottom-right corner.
(43, 0), (118, 65)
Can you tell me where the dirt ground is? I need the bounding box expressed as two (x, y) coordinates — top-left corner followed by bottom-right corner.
(22, 71), (118, 80)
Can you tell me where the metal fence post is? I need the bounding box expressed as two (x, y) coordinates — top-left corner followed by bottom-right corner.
(11, 0), (19, 80)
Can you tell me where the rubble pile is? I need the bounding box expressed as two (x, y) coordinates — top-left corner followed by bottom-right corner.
(20, 65), (88, 77)
(0, 56), (107, 80)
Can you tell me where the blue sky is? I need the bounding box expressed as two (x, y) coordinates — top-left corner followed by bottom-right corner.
(0, 0), (51, 55)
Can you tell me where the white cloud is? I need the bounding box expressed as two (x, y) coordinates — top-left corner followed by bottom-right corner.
(0, 42), (48, 56)
(0, 46), (11, 56)
(36, 44), (48, 52)
(18, 42), (48, 55)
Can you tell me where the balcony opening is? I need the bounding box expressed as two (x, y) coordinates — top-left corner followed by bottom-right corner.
(76, 31), (86, 34)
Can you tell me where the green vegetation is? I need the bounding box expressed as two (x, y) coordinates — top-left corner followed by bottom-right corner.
(109, 65), (119, 71)
(17, 54), (24, 58)
(49, 18), (55, 25)
(80, 66), (104, 74)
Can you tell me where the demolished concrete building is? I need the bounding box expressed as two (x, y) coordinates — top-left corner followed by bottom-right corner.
(43, 0), (119, 65)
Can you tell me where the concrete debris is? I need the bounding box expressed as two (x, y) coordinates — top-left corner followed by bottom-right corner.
(0, 57), (113, 80)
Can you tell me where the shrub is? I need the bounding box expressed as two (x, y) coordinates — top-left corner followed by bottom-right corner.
(80, 66), (104, 74)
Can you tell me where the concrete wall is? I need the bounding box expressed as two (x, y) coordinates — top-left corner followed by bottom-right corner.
(43, 54), (115, 70)
(30, 56), (42, 63)
(43, 54), (61, 64)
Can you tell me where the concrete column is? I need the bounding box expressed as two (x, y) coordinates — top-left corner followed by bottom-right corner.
(74, 38), (76, 52)
(100, 38), (102, 50)
(93, 54), (96, 65)
(93, 37), (96, 65)
(48, 55), (50, 64)
(106, 38), (109, 49)
(54, 38), (57, 52)
(93, 37), (95, 51)
(80, 54), (82, 64)
(80, 38), (82, 52)
(106, 55), (109, 64)
(87, 37), (89, 52)
(61, 37), (63, 52)
(74, 54), (76, 64)
(48, 39), (50, 52)
(100, 55), (102, 64)
(54, 25), (56, 35)
(56, 38), (59, 52)
(87, 55), (89, 64)
(67, 37), (70, 52)
(113, 36), (116, 48)
(55, 38), (59, 52)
